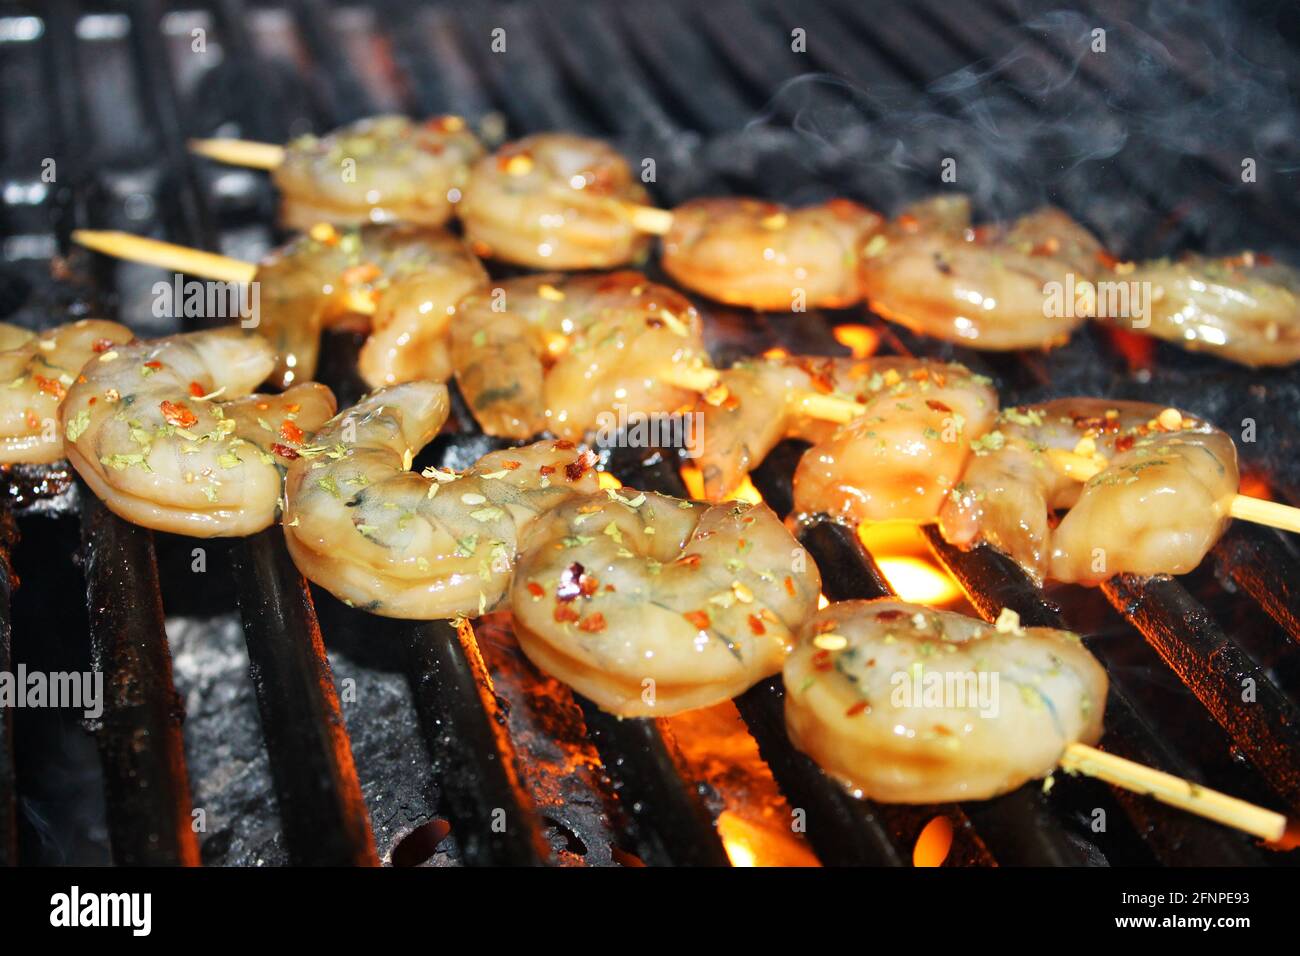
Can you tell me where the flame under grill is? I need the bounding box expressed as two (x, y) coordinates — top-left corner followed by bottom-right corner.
(2, 0), (1299, 867)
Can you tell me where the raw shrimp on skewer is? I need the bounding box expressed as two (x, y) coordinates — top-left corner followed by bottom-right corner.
(272, 115), (484, 231)
(0, 319), (133, 464)
(939, 399), (1239, 585)
(450, 272), (710, 441)
(61, 328), (336, 537)
(282, 382), (601, 619)
(511, 490), (822, 717)
(1104, 253), (1300, 367)
(785, 599), (1107, 803)
(859, 195), (1105, 350)
(695, 355), (998, 525)
(457, 133), (655, 269)
(256, 223), (487, 390)
(661, 198), (883, 310)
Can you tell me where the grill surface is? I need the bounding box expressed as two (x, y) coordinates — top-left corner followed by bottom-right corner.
(1, 0), (1299, 867)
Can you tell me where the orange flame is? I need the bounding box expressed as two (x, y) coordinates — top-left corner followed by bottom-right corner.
(833, 324), (880, 358)
(913, 815), (954, 867)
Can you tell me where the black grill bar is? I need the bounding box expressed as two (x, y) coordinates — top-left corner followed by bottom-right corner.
(1217, 524), (1300, 645)
(924, 530), (1270, 865)
(405, 619), (550, 866)
(1101, 573), (1300, 812)
(229, 532), (380, 866)
(80, 493), (200, 866)
(0, 511), (17, 865)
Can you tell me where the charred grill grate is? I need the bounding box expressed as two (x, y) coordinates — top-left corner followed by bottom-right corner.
(1, 0), (1299, 866)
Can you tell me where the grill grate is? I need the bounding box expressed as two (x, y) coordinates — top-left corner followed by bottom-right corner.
(1, 0), (1299, 867)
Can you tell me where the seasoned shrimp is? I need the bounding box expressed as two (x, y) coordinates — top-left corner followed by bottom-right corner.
(512, 491), (822, 716)
(254, 223), (486, 390)
(451, 272), (709, 441)
(61, 328), (334, 536)
(273, 115), (484, 230)
(0, 319), (133, 464)
(859, 196), (1105, 349)
(696, 355), (998, 525)
(661, 198), (883, 310)
(457, 133), (653, 269)
(283, 382), (601, 619)
(940, 399), (1238, 585)
(785, 600), (1106, 803)
(1110, 253), (1300, 367)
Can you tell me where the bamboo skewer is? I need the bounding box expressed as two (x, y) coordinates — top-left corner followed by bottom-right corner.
(1059, 743), (1288, 843)
(188, 137), (677, 235)
(1047, 448), (1300, 535)
(61, 229), (1300, 847)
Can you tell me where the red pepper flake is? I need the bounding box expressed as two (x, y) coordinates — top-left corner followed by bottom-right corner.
(24, 409), (38, 430)
(553, 439), (576, 451)
(526, 582), (545, 599)
(845, 700), (870, 717)
(144, 360), (163, 370)
(1095, 250), (1119, 270)
(553, 603), (580, 624)
(1114, 434), (1135, 453)
(564, 455), (590, 481)
(875, 609), (906, 621)
(160, 399), (198, 429)
(189, 381), (206, 398)
(578, 612), (607, 634)
(925, 399), (953, 413)
(88, 396), (97, 405)
(557, 562), (596, 602)
(270, 443), (300, 460)
(539, 464), (556, 476)
(812, 649), (833, 672)
(34, 375), (66, 400)
(604, 583), (617, 593)
(683, 610), (711, 631)
(747, 614), (766, 636)
(675, 553), (702, 569)
(784, 576), (796, 597)
(92, 338), (116, 353)
(501, 460), (521, 470)
(280, 420), (305, 444)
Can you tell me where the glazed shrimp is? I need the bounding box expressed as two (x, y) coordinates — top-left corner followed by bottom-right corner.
(273, 115), (484, 231)
(784, 599), (1106, 803)
(451, 272), (709, 441)
(0, 319), (133, 464)
(859, 195), (1105, 349)
(61, 328), (335, 536)
(254, 223), (486, 390)
(695, 355), (998, 525)
(457, 133), (654, 269)
(1109, 253), (1300, 367)
(939, 399), (1239, 585)
(283, 382), (601, 619)
(661, 198), (883, 310)
(511, 491), (822, 717)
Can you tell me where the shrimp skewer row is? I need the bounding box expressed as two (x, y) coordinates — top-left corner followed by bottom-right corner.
(661, 198), (883, 310)
(282, 382), (601, 619)
(786, 599), (1289, 842)
(196, 115), (484, 231)
(511, 490), (822, 717)
(0, 319), (134, 464)
(61, 328), (335, 537)
(74, 224), (487, 392)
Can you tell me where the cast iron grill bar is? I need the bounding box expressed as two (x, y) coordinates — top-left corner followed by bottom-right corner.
(606, 444), (909, 865)
(0, 511), (16, 865)
(404, 618), (550, 866)
(80, 492), (200, 865)
(126, 0), (381, 865)
(1216, 524), (1300, 646)
(923, 530), (1271, 865)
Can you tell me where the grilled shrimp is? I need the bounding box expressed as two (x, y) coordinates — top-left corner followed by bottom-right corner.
(512, 491), (822, 716)
(939, 399), (1238, 585)
(661, 198), (883, 310)
(255, 223), (486, 390)
(61, 328), (335, 536)
(696, 355), (998, 525)
(785, 599), (1106, 803)
(283, 382), (601, 619)
(274, 115), (484, 231)
(1108, 253), (1300, 367)
(457, 133), (653, 269)
(451, 272), (709, 441)
(0, 319), (133, 464)
(859, 196), (1105, 349)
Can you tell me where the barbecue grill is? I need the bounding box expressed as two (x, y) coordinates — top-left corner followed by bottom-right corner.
(2, 0), (1299, 869)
